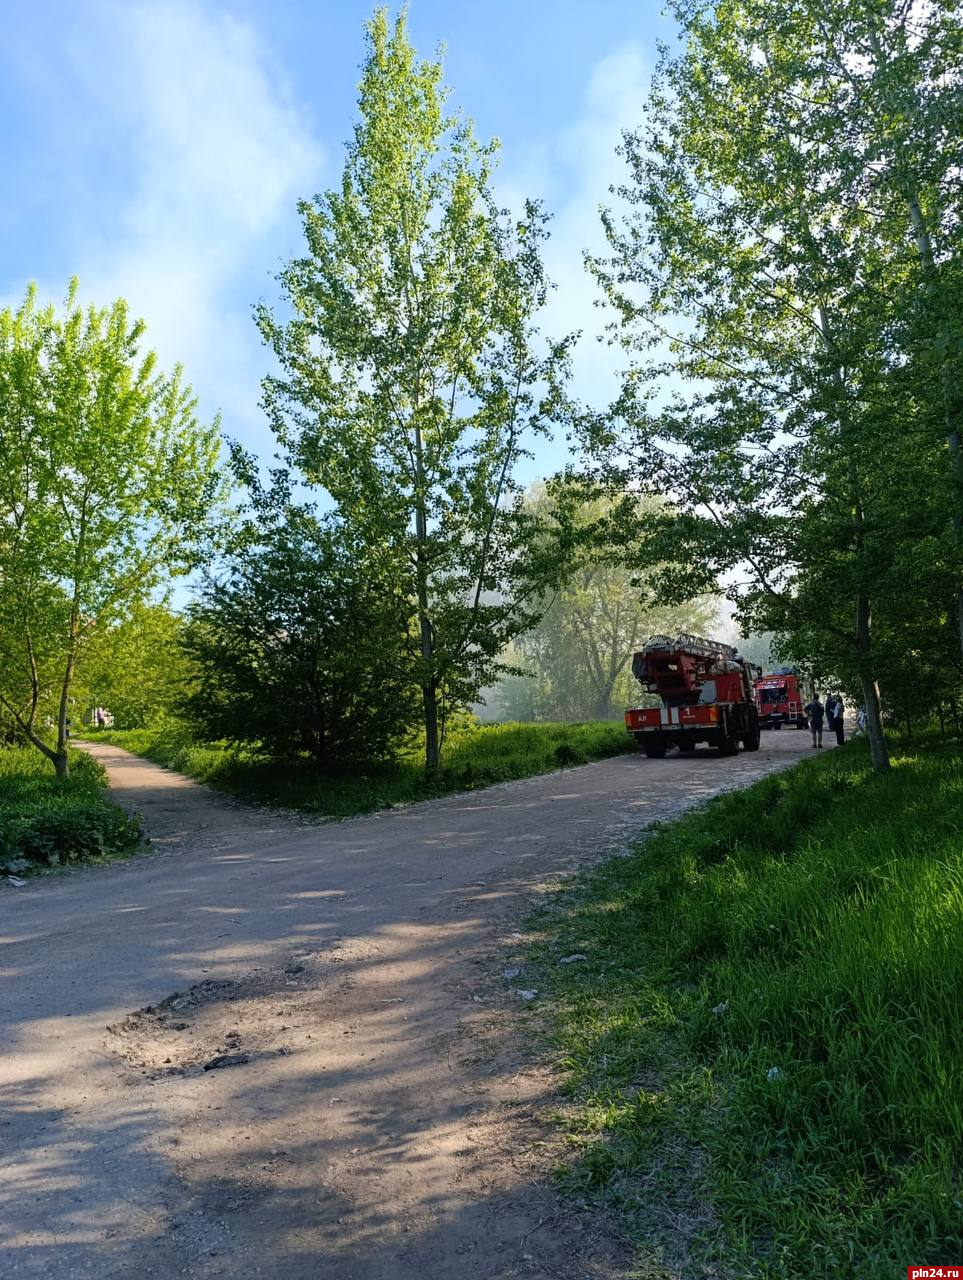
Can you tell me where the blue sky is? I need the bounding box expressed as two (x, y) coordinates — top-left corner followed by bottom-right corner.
(1, 0), (670, 482)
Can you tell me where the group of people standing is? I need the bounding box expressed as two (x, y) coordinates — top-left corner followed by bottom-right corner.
(803, 692), (845, 749)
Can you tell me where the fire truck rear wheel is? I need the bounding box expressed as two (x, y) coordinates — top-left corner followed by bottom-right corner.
(742, 726), (761, 752)
(643, 741), (667, 759)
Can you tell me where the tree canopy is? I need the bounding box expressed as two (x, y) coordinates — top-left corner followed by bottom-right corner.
(495, 490), (717, 721)
(76, 602), (192, 731)
(0, 282), (221, 775)
(581, 0), (963, 770)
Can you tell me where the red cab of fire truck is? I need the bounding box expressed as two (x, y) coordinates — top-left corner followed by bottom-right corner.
(754, 668), (811, 730)
(624, 633), (762, 759)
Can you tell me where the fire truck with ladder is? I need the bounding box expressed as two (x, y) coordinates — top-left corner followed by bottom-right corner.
(624, 633), (762, 758)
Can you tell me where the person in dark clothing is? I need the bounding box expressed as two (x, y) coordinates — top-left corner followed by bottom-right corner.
(804, 694), (824, 748)
(825, 693), (845, 745)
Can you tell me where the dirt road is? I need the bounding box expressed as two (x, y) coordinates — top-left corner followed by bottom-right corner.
(1, 733), (814, 1279)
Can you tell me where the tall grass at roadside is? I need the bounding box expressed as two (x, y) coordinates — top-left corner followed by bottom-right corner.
(0, 745), (141, 871)
(526, 737), (963, 1279)
(93, 719), (634, 817)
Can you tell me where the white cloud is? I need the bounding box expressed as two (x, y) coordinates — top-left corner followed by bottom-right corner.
(500, 45), (650, 416)
(8, 21), (646, 479)
(69, 1), (322, 444)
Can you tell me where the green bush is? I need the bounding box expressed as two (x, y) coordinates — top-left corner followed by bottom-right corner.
(0, 746), (141, 870)
(181, 507), (420, 767)
(528, 737), (963, 1278)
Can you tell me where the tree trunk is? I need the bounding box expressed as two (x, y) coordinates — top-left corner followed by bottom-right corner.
(855, 589), (890, 772)
(55, 646), (78, 780)
(859, 673), (889, 772)
(593, 668), (619, 721)
(813, 299), (890, 771)
(422, 680), (439, 772)
(54, 722), (71, 780)
(13, 716), (63, 776)
(412, 416), (438, 772)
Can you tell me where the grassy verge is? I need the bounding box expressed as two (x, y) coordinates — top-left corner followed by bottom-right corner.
(525, 737), (963, 1279)
(92, 719), (635, 818)
(0, 744), (142, 874)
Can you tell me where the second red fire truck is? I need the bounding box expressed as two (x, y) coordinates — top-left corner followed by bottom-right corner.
(624, 633), (762, 758)
(753, 669), (811, 730)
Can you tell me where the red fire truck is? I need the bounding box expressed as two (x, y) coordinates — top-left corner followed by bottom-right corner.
(624, 633), (762, 758)
(754, 669), (811, 730)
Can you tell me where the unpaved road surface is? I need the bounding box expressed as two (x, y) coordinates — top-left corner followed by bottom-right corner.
(2, 733), (815, 1279)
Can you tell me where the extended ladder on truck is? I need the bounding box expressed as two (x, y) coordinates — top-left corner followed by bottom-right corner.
(665, 632), (738, 660)
(624, 633), (761, 758)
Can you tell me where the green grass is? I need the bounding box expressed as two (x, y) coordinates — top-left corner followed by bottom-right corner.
(0, 744), (142, 872)
(524, 736), (963, 1279)
(92, 719), (635, 817)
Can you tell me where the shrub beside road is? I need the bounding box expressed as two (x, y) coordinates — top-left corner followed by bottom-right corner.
(0, 745), (141, 875)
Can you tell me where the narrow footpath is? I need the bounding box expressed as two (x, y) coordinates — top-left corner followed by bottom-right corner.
(1, 733), (812, 1279)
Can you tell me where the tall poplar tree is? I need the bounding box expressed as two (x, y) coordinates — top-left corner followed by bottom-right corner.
(258, 9), (572, 770)
(584, 0), (959, 771)
(809, 0), (963, 649)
